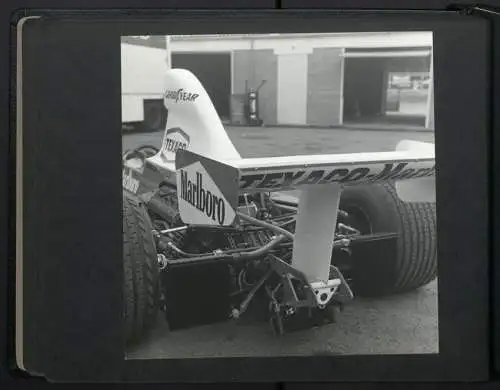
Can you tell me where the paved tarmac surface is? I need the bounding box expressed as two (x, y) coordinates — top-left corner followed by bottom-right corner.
(123, 125), (438, 359)
(122, 125), (435, 157)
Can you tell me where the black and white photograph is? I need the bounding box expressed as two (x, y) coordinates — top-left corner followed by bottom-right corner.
(121, 31), (437, 360)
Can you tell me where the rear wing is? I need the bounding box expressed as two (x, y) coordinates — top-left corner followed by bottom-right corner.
(233, 142), (434, 192)
(175, 140), (436, 228)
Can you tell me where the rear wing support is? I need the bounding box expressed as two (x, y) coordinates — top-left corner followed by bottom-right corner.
(292, 184), (342, 283)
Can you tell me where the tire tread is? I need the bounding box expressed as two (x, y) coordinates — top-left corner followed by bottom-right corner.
(123, 192), (160, 344)
(382, 183), (437, 293)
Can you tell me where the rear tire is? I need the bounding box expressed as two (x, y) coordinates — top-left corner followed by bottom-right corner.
(339, 182), (437, 296)
(123, 192), (160, 345)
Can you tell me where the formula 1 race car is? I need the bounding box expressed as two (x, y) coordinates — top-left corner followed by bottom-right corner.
(122, 69), (437, 345)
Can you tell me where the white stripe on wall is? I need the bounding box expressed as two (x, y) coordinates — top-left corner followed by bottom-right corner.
(277, 53), (308, 125)
(339, 48), (346, 126)
(425, 53), (434, 129)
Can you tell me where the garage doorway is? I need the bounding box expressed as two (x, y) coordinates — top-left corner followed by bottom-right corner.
(343, 57), (386, 122)
(342, 50), (431, 128)
(171, 53), (232, 121)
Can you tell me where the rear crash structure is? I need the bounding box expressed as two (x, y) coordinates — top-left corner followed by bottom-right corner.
(122, 69), (438, 345)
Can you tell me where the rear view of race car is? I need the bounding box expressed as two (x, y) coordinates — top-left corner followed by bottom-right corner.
(122, 69), (437, 345)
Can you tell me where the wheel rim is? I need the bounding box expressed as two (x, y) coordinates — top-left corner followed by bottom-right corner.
(341, 204), (373, 235)
(333, 203), (373, 284)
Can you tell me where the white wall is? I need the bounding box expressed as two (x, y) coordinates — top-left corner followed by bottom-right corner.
(121, 43), (168, 122)
(121, 43), (168, 95)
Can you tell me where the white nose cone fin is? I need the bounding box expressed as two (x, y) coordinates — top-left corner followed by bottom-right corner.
(395, 140), (436, 203)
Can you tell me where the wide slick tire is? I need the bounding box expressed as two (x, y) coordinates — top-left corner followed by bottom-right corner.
(338, 182), (437, 296)
(123, 191), (160, 345)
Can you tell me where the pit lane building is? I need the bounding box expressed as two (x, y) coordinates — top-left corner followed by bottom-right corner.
(122, 32), (434, 130)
